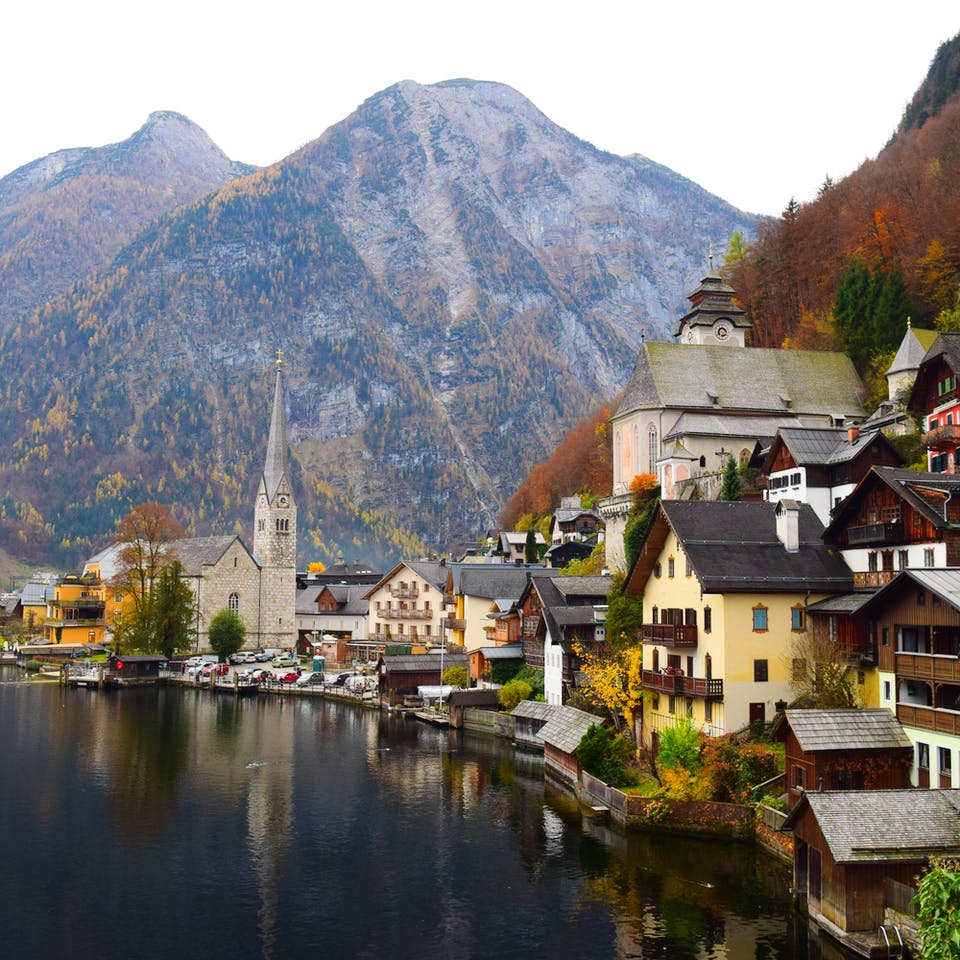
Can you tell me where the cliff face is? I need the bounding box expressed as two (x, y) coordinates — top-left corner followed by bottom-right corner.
(0, 81), (755, 567)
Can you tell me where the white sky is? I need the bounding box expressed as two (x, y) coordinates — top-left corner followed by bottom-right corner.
(2, 2), (958, 216)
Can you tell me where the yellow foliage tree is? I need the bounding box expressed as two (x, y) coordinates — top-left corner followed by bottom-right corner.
(574, 643), (643, 736)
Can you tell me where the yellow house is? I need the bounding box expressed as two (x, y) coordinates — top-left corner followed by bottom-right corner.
(43, 575), (107, 646)
(625, 499), (853, 749)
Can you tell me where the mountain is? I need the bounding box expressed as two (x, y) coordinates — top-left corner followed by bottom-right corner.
(0, 80), (755, 569)
(0, 111), (256, 327)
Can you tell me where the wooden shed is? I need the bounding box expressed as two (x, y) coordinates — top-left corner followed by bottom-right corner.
(772, 708), (912, 807)
(108, 654), (166, 684)
(783, 788), (960, 942)
(539, 706), (603, 784)
(377, 652), (469, 707)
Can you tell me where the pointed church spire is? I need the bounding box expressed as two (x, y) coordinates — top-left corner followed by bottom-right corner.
(262, 351), (288, 501)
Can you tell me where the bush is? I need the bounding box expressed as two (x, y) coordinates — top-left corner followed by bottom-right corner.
(442, 665), (468, 689)
(915, 857), (960, 959)
(577, 723), (638, 788)
(657, 717), (701, 773)
(498, 679), (532, 711)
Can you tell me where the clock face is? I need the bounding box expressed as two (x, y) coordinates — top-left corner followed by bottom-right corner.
(278, 495), (289, 506)
(715, 323), (730, 341)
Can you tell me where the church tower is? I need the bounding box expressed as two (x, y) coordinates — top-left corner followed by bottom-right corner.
(675, 249), (750, 346)
(254, 352), (297, 650)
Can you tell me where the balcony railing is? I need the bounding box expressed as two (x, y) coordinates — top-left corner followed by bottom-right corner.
(922, 423), (960, 450)
(379, 608), (431, 619)
(896, 651), (960, 683)
(853, 571), (896, 588)
(642, 670), (680, 694)
(641, 623), (697, 648)
(846, 521), (901, 546)
(641, 670), (723, 699)
(43, 618), (105, 628)
(442, 618), (466, 631)
(897, 702), (960, 737)
(390, 586), (419, 599)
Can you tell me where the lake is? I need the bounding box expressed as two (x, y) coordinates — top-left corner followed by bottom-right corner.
(0, 677), (846, 959)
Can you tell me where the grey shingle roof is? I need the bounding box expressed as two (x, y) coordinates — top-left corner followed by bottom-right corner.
(539, 706), (603, 754)
(479, 644), (522, 660)
(454, 565), (532, 600)
(887, 325), (937, 376)
(660, 501), (852, 593)
(526, 573), (611, 643)
(511, 701), (561, 722)
(779, 708), (912, 753)
(381, 653), (469, 674)
(785, 790), (960, 862)
(172, 536), (248, 576)
(805, 593), (873, 614)
(617, 343), (865, 420)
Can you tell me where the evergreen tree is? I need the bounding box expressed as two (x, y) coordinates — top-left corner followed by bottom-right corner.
(524, 527), (538, 564)
(720, 455), (743, 501)
(151, 560), (197, 659)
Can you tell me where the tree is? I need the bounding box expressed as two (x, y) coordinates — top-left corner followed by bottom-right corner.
(524, 527), (539, 564)
(787, 629), (857, 708)
(719, 455), (743, 501)
(574, 640), (643, 735)
(442, 665), (468, 689)
(576, 723), (636, 787)
(915, 857), (960, 960)
(151, 560), (197, 658)
(208, 608), (246, 662)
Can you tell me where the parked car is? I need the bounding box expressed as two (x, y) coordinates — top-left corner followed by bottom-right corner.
(272, 654), (298, 668)
(275, 670), (301, 684)
(202, 662), (229, 677)
(325, 672), (351, 688)
(228, 652), (248, 665)
(254, 651), (273, 662)
(295, 672), (325, 687)
(242, 667), (269, 683)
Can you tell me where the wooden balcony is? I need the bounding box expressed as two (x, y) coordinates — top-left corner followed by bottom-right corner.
(846, 521), (901, 546)
(922, 423), (960, 450)
(897, 702), (960, 737)
(896, 651), (960, 683)
(852, 571), (895, 588)
(380, 608), (430, 619)
(390, 586), (419, 599)
(641, 670), (723, 699)
(522, 615), (541, 637)
(442, 618), (466, 631)
(641, 623), (697, 648)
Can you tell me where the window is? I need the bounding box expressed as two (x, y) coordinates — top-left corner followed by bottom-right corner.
(668, 557), (675, 578)
(668, 695), (675, 715)
(258, 519), (266, 532)
(898, 550), (909, 570)
(704, 700), (712, 722)
(685, 557), (692, 577)
(647, 424), (658, 474)
(918, 742), (930, 771)
(703, 606), (712, 633)
(828, 616), (838, 642)
(882, 627), (889, 646)
(754, 659), (769, 682)
(883, 680), (891, 701)
(685, 698), (693, 718)
(651, 606), (658, 624)
(792, 765), (805, 790)
(752, 605), (768, 632)
(868, 551), (878, 573)
(275, 517), (289, 533)
(918, 590), (926, 606)
(229, 593), (239, 614)
(791, 606), (805, 631)
(938, 747), (951, 779)
(651, 694), (659, 711)
(924, 549), (935, 568)
(654, 563), (662, 578)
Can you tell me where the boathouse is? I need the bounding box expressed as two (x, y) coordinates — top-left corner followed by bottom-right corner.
(108, 654), (166, 684)
(377, 652), (469, 707)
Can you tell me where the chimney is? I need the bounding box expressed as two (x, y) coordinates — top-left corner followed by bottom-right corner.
(847, 426), (859, 444)
(775, 500), (800, 553)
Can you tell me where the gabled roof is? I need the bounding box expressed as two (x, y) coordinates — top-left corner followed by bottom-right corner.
(171, 536), (253, 576)
(823, 466), (960, 542)
(783, 789), (960, 863)
(511, 700), (561, 722)
(626, 500), (852, 596)
(856, 568), (960, 617)
(364, 559), (450, 598)
(451, 564), (534, 601)
(772, 708), (912, 753)
(616, 343), (865, 421)
(762, 427), (899, 473)
(523, 573), (611, 644)
(910, 332), (960, 408)
(539, 706), (602, 754)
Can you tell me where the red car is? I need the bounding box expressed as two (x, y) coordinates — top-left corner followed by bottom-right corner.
(276, 670), (300, 684)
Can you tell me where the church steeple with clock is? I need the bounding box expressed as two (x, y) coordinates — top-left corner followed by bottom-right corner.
(675, 248), (751, 347)
(253, 351), (297, 648)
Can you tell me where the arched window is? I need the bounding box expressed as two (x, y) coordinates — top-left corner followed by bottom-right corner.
(229, 593), (239, 614)
(647, 424), (658, 474)
(275, 518), (289, 533)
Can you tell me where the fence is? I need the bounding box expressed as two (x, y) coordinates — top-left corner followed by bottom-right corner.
(883, 878), (917, 917)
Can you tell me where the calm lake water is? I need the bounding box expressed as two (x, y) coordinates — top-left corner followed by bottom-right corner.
(0, 675), (847, 959)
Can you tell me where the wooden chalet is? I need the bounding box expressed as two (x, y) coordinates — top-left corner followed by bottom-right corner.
(857, 568), (960, 782)
(108, 654), (166, 684)
(909, 331), (960, 473)
(784, 789), (960, 949)
(771, 709), (912, 808)
(376, 652), (469, 707)
(822, 467), (960, 586)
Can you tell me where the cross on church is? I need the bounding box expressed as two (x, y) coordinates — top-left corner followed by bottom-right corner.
(276, 348), (283, 368)
(715, 446), (730, 465)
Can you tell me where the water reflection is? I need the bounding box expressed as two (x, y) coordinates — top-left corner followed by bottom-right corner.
(0, 683), (834, 959)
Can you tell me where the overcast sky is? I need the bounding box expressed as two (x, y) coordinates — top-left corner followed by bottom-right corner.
(3, 2), (957, 216)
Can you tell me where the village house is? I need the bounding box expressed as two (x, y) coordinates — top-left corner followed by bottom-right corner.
(771, 708), (912, 807)
(490, 530), (546, 563)
(760, 426), (901, 526)
(517, 572), (610, 706)
(43, 573), (107, 646)
(365, 560), (452, 648)
(626, 499), (853, 751)
(295, 582), (370, 661)
(376, 651), (469, 707)
(910, 331), (960, 473)
(601, 265), (865, 571)
(855, 568), (960, 789)
(549, 496), (603, 545)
